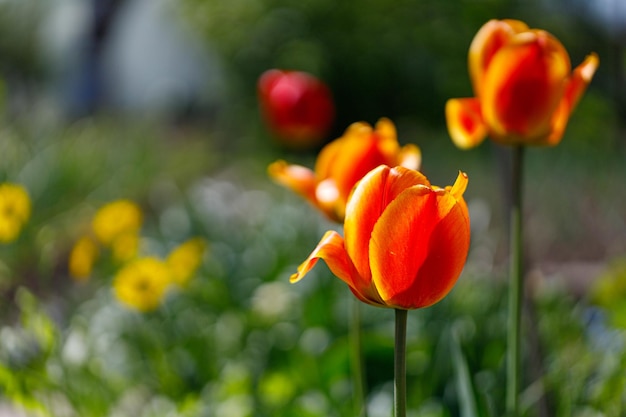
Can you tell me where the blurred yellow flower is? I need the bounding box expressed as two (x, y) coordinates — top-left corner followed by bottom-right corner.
(0, 183), (31, 243)
(113, 257), (171, 312)
(92, 200), (142, 262)
(92, 200), (142, 246)
(68, 236), (99, 281)
(167, 237), (207, 286)
(111, 232), (140, 263)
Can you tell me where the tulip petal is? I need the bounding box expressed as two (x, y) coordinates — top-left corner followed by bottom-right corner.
(344, 166), (430, 287)
(481, 31), (571, 143)
(268, 160), (317, 204)
(546, 52), (599, 145)
(469, 19), (529, 96)
(369, 185), (470, 309)
(375, 118), (420, 170)
(449, 171), (469, 201)
(290, 230), (380, 305)
(445, 98), (488, 149)
(398, 144), (421, 171)
(374, 117), (401, 159)
(316, 122), (395, 207)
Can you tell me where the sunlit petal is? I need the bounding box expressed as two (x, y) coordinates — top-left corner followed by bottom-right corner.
(325, 124), (393, 206)
(268, 160), (317, 204)
(545, 52), (600, 145)
(344, 166), (430, 285)
(315, 178), (342, 221)
(469, 19), (528, 96)
(398, 144), (421, 171)
(449, 171), (469, 201)
(374, 117), (401, 160)
(445, 98), (488, 149)
(370, 187), (470, 309)
(481, 31), (570, 142)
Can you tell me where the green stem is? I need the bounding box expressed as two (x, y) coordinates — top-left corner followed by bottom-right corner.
(394, 309), (408, 417)
(506, 145), (524, 416)
(350, 298), (367, 417)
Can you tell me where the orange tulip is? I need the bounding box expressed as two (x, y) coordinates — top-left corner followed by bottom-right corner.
(269, 118), (421, 222)
(258, 69), (335, 148)
(446, 19), (599, 148)
(290, 165), (470, 310)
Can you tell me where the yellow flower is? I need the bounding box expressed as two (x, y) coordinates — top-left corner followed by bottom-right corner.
(166, 237), (207, 286)
(68, 236), (99, 281)
(92, 200), (142, 246)
(111, 231), (140, 263)
(0, 183), (31, 243)
(92, 200), (142, 262)
(113, 257), (172, 312)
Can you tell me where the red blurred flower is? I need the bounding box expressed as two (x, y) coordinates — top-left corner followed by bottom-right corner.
(446, 19), (599, 148)
(290, 165), (470, 310)
(258, 69), (335, 148)
(268, 118), (420, 222)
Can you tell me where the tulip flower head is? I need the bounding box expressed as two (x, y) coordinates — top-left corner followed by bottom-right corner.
(258, 69), (335, 148)
(291, 165), (470, 310)
(446, 19), (599, 148)
(269, 118), (421, 222)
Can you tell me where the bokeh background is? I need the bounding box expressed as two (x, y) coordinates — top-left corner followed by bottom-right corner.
(1, 0), (625, 416)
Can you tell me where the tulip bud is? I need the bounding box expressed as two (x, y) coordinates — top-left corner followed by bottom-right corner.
(258, 69), (335, 149)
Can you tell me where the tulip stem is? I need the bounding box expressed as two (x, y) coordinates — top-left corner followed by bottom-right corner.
(351, 298), (367, 417)
(506, 145), (524, 416)
(394, 308), (408, 417)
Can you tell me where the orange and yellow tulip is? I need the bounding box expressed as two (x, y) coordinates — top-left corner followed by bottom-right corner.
(290, 165), (470, 310)
(269, 118), (420, 222)
(446, 19), (599, 148)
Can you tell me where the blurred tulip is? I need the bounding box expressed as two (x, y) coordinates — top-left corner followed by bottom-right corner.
(446, 19), (599, 148)
(290, 165), (470, 310)
(0, 183), (31, 243)
(258, 69), (335, 148)
(269, 118), (420, 222)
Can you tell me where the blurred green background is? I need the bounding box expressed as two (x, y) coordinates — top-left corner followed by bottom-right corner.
(1, 0), (625, 416)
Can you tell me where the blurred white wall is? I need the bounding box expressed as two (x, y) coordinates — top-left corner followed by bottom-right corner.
(41, 0), (224, 119)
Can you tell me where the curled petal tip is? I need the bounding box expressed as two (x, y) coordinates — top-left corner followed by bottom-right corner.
(289, 271), (302, 283)
(451, 171), (469, 199)
(267, 159), (286, 176)
(290, 257), (317, 284)
(267, 160), (317, 201)
(579, 52), (599, 82)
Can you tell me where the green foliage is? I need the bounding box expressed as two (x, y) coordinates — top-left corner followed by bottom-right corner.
(181, 0), (517, 131)
(0, 107), (624, 415)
